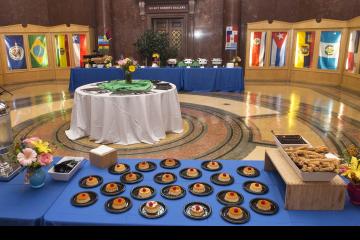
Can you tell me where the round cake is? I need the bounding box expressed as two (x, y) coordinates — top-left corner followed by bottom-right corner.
(105, 183), (118, 193)
(227, 207), (243, 220)
(249, 183), (263, 192)
(161, 173), (174, 183)
(138, 187), (152, 198)
(144, 201), (160, 214)
(218, 173), (231, 182)
(112, 197), (127, 209)
(207, 161), (220, 170)
(243, 167), (255, 175)
(186, 168), (199, 177)
(190, 204), (205, 217)
(192, 183), (206, 193)
(256, 199), (272, 211)
(114, 163), (126, 172)
(224, 191), (239, 203)
(85, 176), (99, 186)
(138, 161), (150, 170)
(168, 186), (182, 196)
(125, 173), (137, 182)
(76, 193), (91, 204)
(164, 159), (176, 167)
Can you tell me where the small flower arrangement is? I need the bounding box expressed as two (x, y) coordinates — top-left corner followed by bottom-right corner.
(104, 55), (113, 68)
(231, 56), (242, 66)
(340, 145), (360, 184)
(152, 53), (160, 67)
(117, 57), (137, 84)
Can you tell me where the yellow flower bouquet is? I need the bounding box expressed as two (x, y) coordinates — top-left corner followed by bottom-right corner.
(117, 57), (138, 84)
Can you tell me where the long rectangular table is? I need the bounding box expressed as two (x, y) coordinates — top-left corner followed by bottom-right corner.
(68, 67), (244, 92)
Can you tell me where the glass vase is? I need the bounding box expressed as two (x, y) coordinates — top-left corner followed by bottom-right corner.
(125, 71), (132, 84)
(25, 167), (46, 188)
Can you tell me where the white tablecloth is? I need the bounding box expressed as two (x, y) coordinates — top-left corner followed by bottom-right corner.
(65, 82), (183, 145)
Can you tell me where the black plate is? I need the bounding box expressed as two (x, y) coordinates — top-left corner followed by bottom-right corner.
(105, 196), (132, 214)
(108, 163), (130, 175)
(135, 161), (157, 172)
(100, 182), (126, 196)
(250, 198), (279, 215)
(275, 135), (307, 144)
(179, 168), (202, 180)
(71, 191), (98, 207)
(201, 160), (223, 172)
(188, 182), (213, 196)
(139, 201), (167, 219)
(183, 202), (212, 220)
(120, 172), (144, 184)
(79, 175), (103, 188)
(153, 172), (177, 184)
(210, 173), (234, 186)
(160, 158), (181, 169)
(160, 185), (186, 200)
(216, 190), (244, 205)
(131, 185), (156, 200)
(237, 166), (260, 178)
(220, 206), (250, 224)
(243, 181), (269, 195)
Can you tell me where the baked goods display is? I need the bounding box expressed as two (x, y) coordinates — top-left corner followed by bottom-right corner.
(112, 197), (127, 209)
(139, 187), (152, 198)
(105, 183), (118, 193)
(160, 158), (181, 169)
(180, 168), (202, 179)
(218, 173), (231, 182)
(190, 204), (205, 217)
(184, 202), (212, 220)
(250, 198), (279, 215)
(192, 183), (206, 193)
(79, 175), (103, 188)
(283, 146), (340, 173)
(168, 185), (182, 196)
(135, 161), (156, 172)
(186, 168), (199, 177)
(201, 160), (223, 171)
(139, 201), (167, 219)
(76, 192), (91, 204)
(100, 182), (125, 196)
(120, 172), (143, 184)
(105, 196), (132, 213)
(154, 172), (177, 184)
(189, 182), (213, 196)
(227, 206), (243, 219)
(216, 190), (243, 205)
(210, 173), (234, 186)
(224, 191), (240, 203)
(221, 206), (250, 224)
(161, 173), (174, 183)
(71, 191), (97, 207)
(108, 163), (130, 175)
(131, 185), (155, 200)
(237, 166), (260, 178)
(243, 181), (269, 195)
(161, 185), (186, 200)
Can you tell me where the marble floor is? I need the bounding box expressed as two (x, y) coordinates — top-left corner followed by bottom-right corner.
(1, 80), (359, 161)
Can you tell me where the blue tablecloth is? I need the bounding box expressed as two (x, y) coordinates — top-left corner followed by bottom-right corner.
(42, 159), (360, 226)
(0, 158), (69, 226)
(68, 67), (244, 92)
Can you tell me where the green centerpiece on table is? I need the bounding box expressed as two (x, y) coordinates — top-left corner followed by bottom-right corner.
(98, 80), (153, 93)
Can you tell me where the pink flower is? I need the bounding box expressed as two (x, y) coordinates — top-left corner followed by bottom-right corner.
(23, 137), (40, 147)
(38, 153), (53, 166)
(118, 59), (126, 66)
(17, 148), (37, 166)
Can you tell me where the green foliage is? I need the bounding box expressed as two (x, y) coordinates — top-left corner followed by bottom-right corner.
(134, 30), (178, 66)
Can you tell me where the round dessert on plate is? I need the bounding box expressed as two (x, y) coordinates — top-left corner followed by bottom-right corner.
(160, 158), (181, 169)
(180, 168), (202, 180)
(161, 185), (186, 200)
(79, 175), (103, 188)
(210, 172), (234, 186)
(105, 196), (132, 214)
(154, 172), (177, 184)
(243, 181), (269, 195)
(71, 191), (97, 207)
(201, 160), (223, 171)
(135, 161), (157, 172)
(237, 166), (260, 178)
(188, 182), (213, 196)
(220, 206), (250, 224)
(131, 185), (156, 200)
(100, 182), (125, 196)
(183, 202), (212, 220)
(108, 163), (130, 175)
(250, 198), (279, 215)
(139, 201), (167, 219)
(216, 190), (244, 205)
(120, 172), (144, 184)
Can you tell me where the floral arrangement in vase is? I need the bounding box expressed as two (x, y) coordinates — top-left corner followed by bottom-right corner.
(118, 57), (137, 84)
(15, 137), (53, 188)
(231, 56), (242, 67)
(152, 53), (160, 67)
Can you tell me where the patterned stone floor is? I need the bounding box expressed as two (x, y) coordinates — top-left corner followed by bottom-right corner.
(1, 80), (359, 160)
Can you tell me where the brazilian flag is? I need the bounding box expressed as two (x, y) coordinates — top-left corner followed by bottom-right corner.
(28, 35), (48, 68)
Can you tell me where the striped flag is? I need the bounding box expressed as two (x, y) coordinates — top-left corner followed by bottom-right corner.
(346, 30), (360, 73)
(72, 34), (87, 67)
(317, 31), (342, 70)
(294, 31), (315, 68)
(270, 32), (287, 67)
(55, 34), (70, 68)
(225, 25), (238, 50)
(249, 32), (266, 67)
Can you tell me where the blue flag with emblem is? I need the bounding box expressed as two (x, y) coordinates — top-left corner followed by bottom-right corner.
(4, 35), (27, 70)
(317, 31), (341, 70)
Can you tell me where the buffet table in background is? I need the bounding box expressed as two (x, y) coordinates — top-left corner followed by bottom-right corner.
(68, 67), (244, 92)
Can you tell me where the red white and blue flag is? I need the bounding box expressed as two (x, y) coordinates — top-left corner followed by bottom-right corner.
(225, 26), (238, 50)
(249, 31), (266, 67)
(72, 34), (87, 67)
(270, 32), (287, 67)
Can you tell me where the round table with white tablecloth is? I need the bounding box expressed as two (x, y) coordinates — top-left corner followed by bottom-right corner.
(65, 82), (183, 145)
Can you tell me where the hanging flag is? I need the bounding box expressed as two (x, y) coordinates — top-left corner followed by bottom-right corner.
(346, 30), (360, 73)
(28, 35), (48, 68)
(317, 31), (342, 70)
(249, 31), (266, 67)
(72, 34), (87, 67)
(294, 31), (315, 68)
(270, 32), (287, 67)
(55, 34), (70, 68)
(225, 25), (238, 50)
(4, 35), (27, 70)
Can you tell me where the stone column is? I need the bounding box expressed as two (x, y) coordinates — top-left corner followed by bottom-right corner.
(223, 0), (241, 64)
(96, 0), (113, 56)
